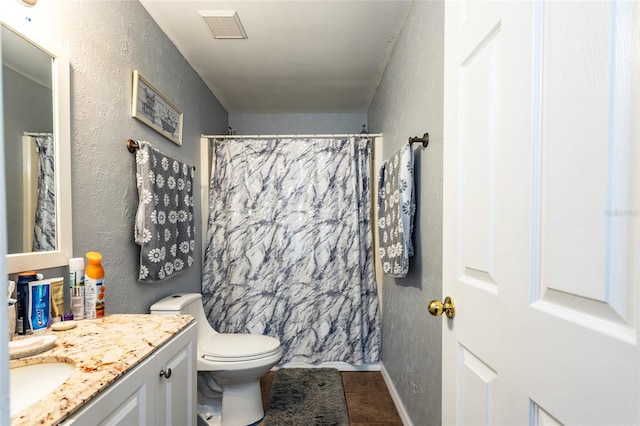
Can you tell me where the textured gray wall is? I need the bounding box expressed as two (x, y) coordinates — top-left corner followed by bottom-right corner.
(10, 1), (227, 313)
(368, 1), (444, 423)
(229, 113), (367, 135)
(4, 9), (446, 423)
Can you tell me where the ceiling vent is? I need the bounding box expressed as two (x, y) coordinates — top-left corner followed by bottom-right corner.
(200, 10), (247, 39)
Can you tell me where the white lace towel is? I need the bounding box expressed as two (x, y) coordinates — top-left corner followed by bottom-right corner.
(377, 145), (415, 277)
(134, 141), (195, 282)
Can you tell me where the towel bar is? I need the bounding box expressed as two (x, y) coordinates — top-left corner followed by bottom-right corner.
(126, 139), (195, 170)
(408, 133), (429, 148)
(126, 139), (139, 153)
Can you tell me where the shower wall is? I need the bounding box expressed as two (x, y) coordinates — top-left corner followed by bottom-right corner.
(368, 1), (445, 424)
(228, 113), (367, 135)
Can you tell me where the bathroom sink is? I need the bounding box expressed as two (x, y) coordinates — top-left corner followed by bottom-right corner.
(10, 362), (75, 415)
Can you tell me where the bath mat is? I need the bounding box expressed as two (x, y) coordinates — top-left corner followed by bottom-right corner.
(264, 368), (349, 425)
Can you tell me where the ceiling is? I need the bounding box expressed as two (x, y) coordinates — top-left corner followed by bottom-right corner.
(139, 0), (413, 114)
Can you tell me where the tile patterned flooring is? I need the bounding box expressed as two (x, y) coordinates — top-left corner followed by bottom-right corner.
(261, 371), (403, 425)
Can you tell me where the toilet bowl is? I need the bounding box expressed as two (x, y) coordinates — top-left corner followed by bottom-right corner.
(150, 293), (282, 426)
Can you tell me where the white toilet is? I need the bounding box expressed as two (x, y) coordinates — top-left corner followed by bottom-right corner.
(150, 293), (282, 426)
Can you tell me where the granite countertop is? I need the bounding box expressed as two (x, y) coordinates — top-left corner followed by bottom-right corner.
(9, 314), (194, 426)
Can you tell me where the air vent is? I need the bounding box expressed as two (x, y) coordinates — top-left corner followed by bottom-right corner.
(200, 10), (247, 39)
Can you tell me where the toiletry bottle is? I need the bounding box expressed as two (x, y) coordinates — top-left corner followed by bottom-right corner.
(84, 252), (105, 319)
(69, 257), (85, 319)
(49, 278), (65, 322)
(16, 271), (38, 335)
(28, 280), (51, 334)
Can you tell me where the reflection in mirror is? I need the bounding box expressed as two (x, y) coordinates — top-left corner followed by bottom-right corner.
(1, 25), (55, 254)
(1, 18), (73, 274)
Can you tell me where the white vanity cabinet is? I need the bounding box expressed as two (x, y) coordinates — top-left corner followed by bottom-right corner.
(155, 323), (197, 425)
(62, 323), (196, 426)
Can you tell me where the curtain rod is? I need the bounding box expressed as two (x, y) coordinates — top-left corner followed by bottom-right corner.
(202, 133), (382, 139)
(23, 132), (53, 137)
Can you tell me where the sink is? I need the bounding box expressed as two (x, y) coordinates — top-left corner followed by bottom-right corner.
(10, 362), (75, 415)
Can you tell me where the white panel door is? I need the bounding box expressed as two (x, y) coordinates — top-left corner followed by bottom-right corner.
(443, 1), (640, 424)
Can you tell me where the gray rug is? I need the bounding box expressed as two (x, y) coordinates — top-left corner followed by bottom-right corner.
(263, 368), (349, 426)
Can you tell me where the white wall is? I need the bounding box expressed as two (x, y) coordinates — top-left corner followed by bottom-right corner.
(368, 1), (445, 423)
(229, 112), (367, 135)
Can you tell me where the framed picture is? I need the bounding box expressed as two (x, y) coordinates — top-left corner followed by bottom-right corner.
(131, 70), (183, 146)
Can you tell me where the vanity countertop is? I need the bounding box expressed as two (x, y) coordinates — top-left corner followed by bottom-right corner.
(9, 314), (194, 426)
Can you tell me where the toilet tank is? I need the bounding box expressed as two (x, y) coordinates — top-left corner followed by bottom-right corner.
(150, 293), (202, 317)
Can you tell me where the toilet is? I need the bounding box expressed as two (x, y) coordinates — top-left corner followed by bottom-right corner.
(150, 293), (282, 426)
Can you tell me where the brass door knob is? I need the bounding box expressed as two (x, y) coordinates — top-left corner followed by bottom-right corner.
(428, 296), (455, 319)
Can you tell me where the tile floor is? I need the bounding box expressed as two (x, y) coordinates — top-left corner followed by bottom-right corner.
(261, 371), (403, 425)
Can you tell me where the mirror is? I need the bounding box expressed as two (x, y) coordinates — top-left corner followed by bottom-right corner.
(2, 25), (53, 253)
(1, 18), (72, 273)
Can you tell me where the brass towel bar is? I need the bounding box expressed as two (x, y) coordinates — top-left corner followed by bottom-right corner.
(126, 139), (139, 153)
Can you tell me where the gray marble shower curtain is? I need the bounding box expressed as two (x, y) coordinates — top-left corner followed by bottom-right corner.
(33, 135), (56, 251)
(202, 137), (380, 364)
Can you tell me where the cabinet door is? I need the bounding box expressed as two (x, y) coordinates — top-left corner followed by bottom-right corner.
(63, 358), (156, 426)
(155, 323), (197, 426)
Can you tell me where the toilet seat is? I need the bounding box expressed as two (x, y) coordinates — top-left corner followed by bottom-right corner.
(201, 333), (281, 362)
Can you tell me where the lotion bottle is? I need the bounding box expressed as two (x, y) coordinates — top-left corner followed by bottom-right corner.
(69, 257), (85, 319)
(84, 252), (105, 319)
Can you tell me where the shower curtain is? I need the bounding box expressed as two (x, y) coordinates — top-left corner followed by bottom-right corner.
(32, 134), (56, 251)
(202, 137), (380, 364)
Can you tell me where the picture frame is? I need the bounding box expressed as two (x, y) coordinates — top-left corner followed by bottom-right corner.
(131, 70), (183, 146)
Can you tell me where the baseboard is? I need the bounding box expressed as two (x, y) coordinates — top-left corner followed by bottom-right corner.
(380, 362), (413, 426)
(275, 362), (381, 372)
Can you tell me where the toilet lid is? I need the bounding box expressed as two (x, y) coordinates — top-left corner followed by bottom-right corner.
(201, 333), (281, 362)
